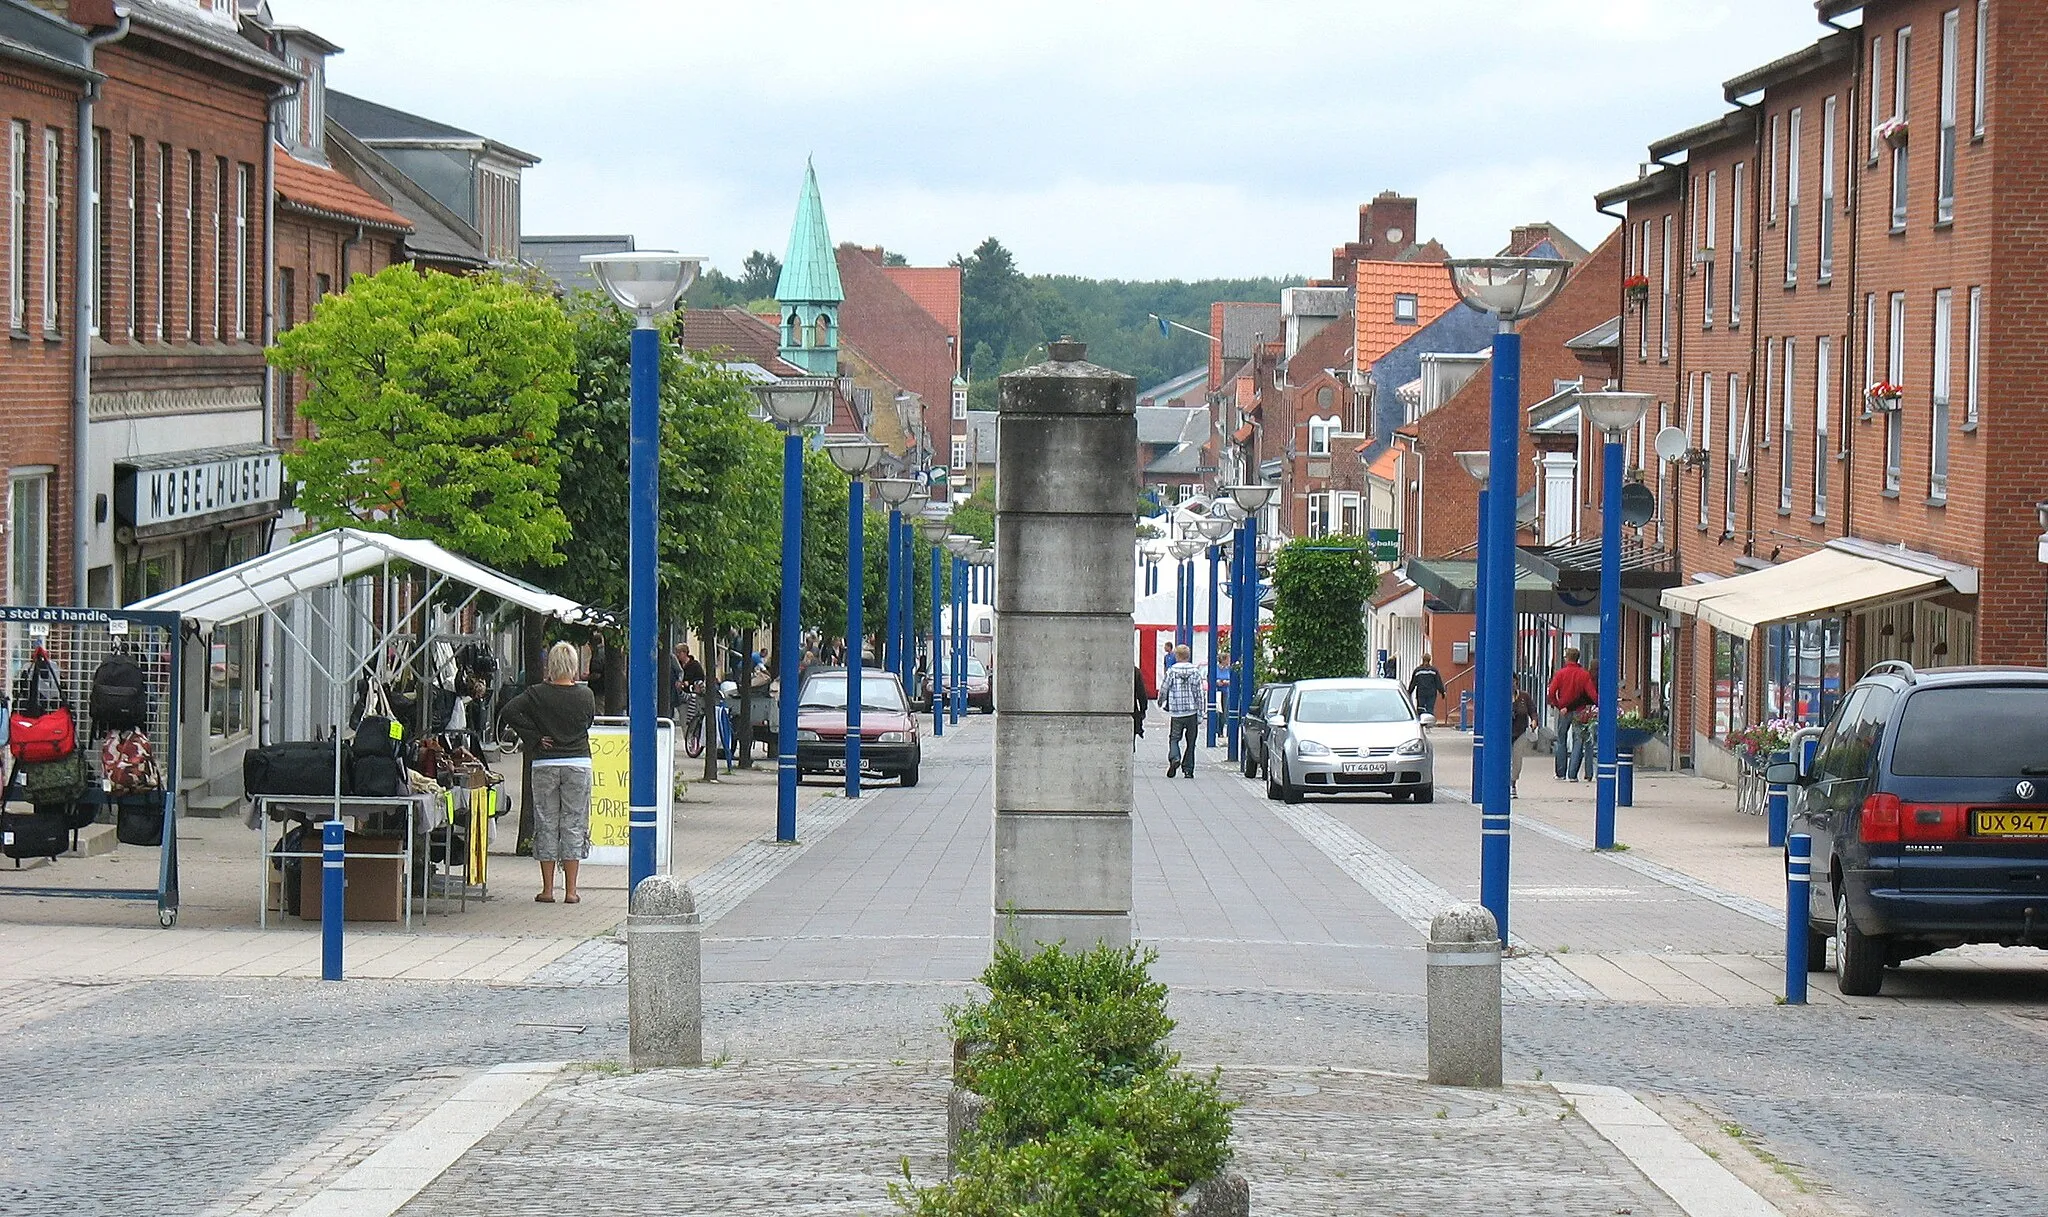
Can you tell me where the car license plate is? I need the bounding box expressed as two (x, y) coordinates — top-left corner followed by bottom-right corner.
(826, 758), (846, 772)
(1342, 760), (1389, 775)
(1974, 810), (2048, 836)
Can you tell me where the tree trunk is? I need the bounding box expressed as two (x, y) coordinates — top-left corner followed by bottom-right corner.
(701, 594), (720, 783)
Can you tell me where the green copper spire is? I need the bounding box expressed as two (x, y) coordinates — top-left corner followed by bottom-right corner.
(776, 161), (843, 375)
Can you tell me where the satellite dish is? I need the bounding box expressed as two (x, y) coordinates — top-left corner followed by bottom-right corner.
(1619, 482), (1656, 527)
(1653, 426), (1690, 462)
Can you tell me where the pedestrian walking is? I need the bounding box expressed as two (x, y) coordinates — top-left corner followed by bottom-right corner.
(1509, 681), (1536, 797)
(1407, 654), (1445, 723)
(1545, 648), (1595, 781)
(1132, 665), (1148, 747)
(500, 641), (599, 904)
(1158, 644), (1204, 778)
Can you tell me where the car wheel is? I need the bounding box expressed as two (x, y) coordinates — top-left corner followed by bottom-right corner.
(900, 762), (920, 788)
(1835, 888), (1885, 996)
(1279, 761), (1303, 805)
(1265, 761), (1282, 801)
(1413, 784), (1434, 804)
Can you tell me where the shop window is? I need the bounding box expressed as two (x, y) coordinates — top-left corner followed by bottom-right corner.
(208, 532), (255, 739)
(7, 472), (49, 607)
(1713, 629), (1748, 741)
(1766, 618), (1843, 726)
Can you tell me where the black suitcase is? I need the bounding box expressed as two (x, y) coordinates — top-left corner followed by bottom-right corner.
(2, 810), (69, 860)
(244, 741), (346, 796)
(348, 753), (403, 798)
(116, 797), (165, 847)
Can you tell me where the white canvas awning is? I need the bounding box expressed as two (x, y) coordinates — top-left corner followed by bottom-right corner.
(1660, 544), (1958, 636)
(132, 527), (607, 628)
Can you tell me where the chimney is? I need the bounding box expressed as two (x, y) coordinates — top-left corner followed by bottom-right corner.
(1510, 224), (1554, 253)
(1357, 190), (1419, 258)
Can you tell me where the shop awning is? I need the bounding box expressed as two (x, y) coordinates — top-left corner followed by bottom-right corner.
(132, 527), (609, 628)
(1660, 544), (1956, 635)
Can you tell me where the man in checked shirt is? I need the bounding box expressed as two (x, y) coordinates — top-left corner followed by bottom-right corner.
(1157, 644), (1206, 778)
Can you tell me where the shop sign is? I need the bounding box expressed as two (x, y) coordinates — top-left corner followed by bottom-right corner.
(117, 450), (281, 528)
(585, 721), (675, 868)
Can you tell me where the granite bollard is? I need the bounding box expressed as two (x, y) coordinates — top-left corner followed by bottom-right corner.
(628, 874), (701, 1068)
(1426, 902), (1502, 1087)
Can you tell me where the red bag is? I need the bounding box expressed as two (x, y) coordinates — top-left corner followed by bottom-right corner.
(10, 707), (74, 763)
(100, 728), (161, 796)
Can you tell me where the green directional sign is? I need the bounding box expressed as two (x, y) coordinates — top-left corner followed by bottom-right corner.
(1367, 528), (1400, 562)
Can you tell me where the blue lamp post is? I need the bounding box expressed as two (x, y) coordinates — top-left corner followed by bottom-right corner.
(750, 375), (839, 844)
(918, 507), (952, 736)
(1445, 256), (1574, 944)
(1194, 514), (1233, 746)
(825, 437), (884, 797)
(872, 478), (918, 690)
(1212, 498), (1249, 760)
(945, 536), (974, 722)
(1455, 452), (1491, 806)
(582, 251), (702, 891)
(1580, 392), (1653, 851)
(1223, 483), (1276, 759)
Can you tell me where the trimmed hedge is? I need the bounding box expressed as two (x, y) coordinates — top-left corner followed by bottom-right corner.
(893, 941), (1236, 1217)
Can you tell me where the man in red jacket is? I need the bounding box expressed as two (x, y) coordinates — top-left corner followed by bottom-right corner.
(1545, 648), (1596, 781)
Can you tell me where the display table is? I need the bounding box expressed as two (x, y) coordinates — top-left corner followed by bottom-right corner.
(255, 794), (441, 928)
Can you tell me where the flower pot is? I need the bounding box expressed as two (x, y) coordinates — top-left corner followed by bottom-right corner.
(1616, 726), (1658, 750)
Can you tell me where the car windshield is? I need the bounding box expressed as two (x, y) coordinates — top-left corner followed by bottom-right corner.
(1292, 687), (1412, 724)
(1890, 687), (2048, 777)
(966, 659), (987, 677)
(797, 676), (906, 713)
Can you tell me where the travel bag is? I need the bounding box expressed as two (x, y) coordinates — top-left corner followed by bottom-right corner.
(9, 650), (75, 764)
(116, 797), (165, 847)
(15, 750), (88, 805)
(89, 652), (148, 730)
(1, 810), (68, 861)
(348, 753), (404, 798)
(101, 728), (162, 796)
(243, 740), (347, 796)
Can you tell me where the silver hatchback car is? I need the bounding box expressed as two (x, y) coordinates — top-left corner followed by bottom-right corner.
(1266, 677), (1434, 803)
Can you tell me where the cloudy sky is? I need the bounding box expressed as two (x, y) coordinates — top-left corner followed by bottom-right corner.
(280, 0), (1829, 282)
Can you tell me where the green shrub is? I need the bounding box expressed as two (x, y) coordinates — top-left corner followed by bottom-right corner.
(900, 941), (1236, 1217)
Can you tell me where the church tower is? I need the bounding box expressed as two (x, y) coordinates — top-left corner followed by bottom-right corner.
(774, 161), (844, 376)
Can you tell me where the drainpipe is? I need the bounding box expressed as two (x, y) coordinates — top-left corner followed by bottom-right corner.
(339, 220), (362, 284)
(1838, 32), (1863, 545)
(73, 8), (130, 605)
(1743, 107), (1764, 560)
(261, 88), (287, 450)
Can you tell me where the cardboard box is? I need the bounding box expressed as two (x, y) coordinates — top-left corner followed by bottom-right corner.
(297, 831), (406, 922)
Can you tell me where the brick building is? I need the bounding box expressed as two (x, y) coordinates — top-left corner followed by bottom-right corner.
(1593, 0), (2047, 778)
(0, 0), (92, 609)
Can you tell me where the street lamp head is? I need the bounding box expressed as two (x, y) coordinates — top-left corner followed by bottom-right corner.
(1444, 257), (1574, 324)
(751, 376), (838, 430)
(581, 251), (701, 320)
(945, 534), (978, 555)
(915, 511), (953, 542)
(1194, 516), (1235, 541)
(1212, 498), (1248, 523)
(1172, 539), (1205, 560)
(1227, 483), (1279, 513)
(1579, 391), (1653, 440)
(871, 477), (918, 506)
(823, 437), (884, 477)
(1454, 450), (1491, 485)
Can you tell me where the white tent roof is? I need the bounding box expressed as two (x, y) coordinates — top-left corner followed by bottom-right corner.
(1660, 544), (1945, 636)
(132, 528), (607, 628)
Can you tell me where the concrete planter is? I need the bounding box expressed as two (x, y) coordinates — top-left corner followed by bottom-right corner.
(944, 1072), (1249, 1215)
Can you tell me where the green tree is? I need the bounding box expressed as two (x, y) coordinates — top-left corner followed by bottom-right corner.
(267, 264), (574, 568)
(1267, 536), (1377, 682)
(737, 250), (782, 301)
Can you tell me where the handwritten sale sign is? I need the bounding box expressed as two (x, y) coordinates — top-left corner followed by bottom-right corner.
(585, 720), (675, 869)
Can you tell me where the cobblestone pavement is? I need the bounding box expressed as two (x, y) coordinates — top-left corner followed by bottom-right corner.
(393, 1059), (1686, 1217)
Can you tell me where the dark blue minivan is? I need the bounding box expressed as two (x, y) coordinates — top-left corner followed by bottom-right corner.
(1780, 662), (2048, 996)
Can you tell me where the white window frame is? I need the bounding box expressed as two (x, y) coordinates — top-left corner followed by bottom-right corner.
(1762, 338), (1777, 450)
(1730, 161), (1745, 327)
(212, 157), (225, 343)
(950, 384), (966, 421)
(1780, 338), (1796, 512)
(1972, 0), (1987, 139)
(7, 471), (50, 608)
(1937, 8), (1959, 224)
(1869, 34), (1886, 164)
(1892, 27), (1912, 231)
(1886, 292), (1906, 493)
(1660, 214), (1672, 361)
(1393, 293), (1418, 323)
(1638, 219), (1651, 360)
(1965, 285), (1980, 427)
(185, 149), (197, 342)
(1724, 373), (1739, 534)
(1819, 96), (1838, 280)
(950, 435), (968, 472)
(1815, 335), (1832, 516)
(128, 136), (140, 340)
(1931, 288), (1952, 500)
(9, 121), (26, 333)
(1699, 373), (1714, 527)
(234, 163), (249, 341)
(153, 142), (166, 341)
(1785, 107), (1802, 283)
(1768, 112), (1781, 224)
(40, 128), (59, 335)
(1702, 170), (1717, 328)
(1862, 293), (1877, 415)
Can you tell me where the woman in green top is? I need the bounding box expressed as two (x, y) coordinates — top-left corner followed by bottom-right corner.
(501, 641), (599, 904)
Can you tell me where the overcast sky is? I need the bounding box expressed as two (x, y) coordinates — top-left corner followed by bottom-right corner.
(279, 0), (1830, 282)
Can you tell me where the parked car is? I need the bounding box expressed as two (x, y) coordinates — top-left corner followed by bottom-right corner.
(1239, 682), (1292, 779)
(1780, 661), (2048, 996)
(793, 667), (921, 786)
(1266, 677), (1432, 804)
(963, 657), (993, 713)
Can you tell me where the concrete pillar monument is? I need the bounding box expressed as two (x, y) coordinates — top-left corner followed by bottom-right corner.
(993, 338), (1137, 950)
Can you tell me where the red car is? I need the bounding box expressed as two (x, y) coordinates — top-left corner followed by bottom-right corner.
(963, 657), (993, 713)
(794, 668), (921, 786)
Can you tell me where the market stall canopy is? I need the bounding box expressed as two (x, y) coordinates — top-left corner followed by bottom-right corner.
(132, 528), (609, 628)
(1660, 541), (1970, 636)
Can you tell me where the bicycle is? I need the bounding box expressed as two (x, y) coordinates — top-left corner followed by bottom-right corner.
(680, 686), (711, 758)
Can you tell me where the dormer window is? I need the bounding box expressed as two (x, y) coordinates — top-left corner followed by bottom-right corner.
(1393, 293), (1419, 324)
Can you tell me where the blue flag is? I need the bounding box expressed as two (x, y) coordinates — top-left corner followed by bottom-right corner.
(1156, 315), (1170, 338)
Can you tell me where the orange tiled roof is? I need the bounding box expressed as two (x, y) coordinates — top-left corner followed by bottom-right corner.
(1355, 259), (1460, 370)
(274, 152), (411, 231)
(1365, 447), (1400, 481)
(880, 266), (962, 341)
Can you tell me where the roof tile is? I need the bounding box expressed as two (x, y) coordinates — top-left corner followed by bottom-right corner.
(1355, 260), (1460, 370)
(274, 151), (412, 231)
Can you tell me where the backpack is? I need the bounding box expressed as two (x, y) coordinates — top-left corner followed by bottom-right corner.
(100, 728), (162, 796)
(8, 652), (74, 764)
(90, 652), (148, 730)
(13, 749), (88, 806)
